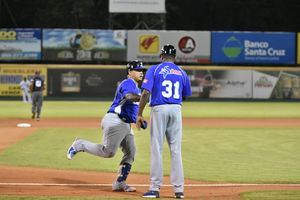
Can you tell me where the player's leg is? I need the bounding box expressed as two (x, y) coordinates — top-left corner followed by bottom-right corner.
(31, 92), (37, 119)
(112, 133), (136, 192)
(119, 133), (136, 166)
(36, 92), (43, 120)
(165, 105), (184, 195)
(22, 90), (26, 102)
(27, 91), (32, 103)
(73, 113), (129, 158)
(148, 105), (167, 192)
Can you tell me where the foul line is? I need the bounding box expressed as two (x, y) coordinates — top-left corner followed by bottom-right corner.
(0, 183), (300, 187)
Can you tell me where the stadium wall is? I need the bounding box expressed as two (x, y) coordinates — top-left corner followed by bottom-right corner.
(1, 64), (300, 100)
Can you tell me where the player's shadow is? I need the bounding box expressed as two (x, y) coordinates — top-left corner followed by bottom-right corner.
(51, 178), (100, 189)
(52, 178), (89, 184)
(52, 178), (144, 197)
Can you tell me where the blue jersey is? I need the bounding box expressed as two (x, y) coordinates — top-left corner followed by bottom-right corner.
(108, 78), (141, 123)
(142, 62), (192, 106)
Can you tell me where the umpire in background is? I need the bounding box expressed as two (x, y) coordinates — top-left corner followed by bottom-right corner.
(30, 70), (45, 121)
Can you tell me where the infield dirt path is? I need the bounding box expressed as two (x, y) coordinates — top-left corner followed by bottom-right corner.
(0, 118), (300, 199)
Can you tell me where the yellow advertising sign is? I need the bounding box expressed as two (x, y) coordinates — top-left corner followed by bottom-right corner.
(139, 35), (160, 54)
(0, 65), (47, 96)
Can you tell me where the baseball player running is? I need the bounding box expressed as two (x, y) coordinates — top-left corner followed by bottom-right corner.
(67, 60), (145, 192)
(136, 44), (192, 199)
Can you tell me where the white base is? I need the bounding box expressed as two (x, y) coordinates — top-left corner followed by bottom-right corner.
(17, 123), (32, 128)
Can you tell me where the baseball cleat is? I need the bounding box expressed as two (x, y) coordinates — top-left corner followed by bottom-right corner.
(31, 112), (35, 119)
(112, 181), (136, 192)
(66, 138), (78, 160)
(142, 190), (160, 198)
(174, 192), (184, 199)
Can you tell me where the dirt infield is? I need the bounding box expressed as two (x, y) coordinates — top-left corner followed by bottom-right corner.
(0, 118), (300, 199)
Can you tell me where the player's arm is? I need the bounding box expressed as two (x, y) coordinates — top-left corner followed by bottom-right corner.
(182, 71), (192, 100)
(136, 89), (150, 130)
(124, 93), (140, 102)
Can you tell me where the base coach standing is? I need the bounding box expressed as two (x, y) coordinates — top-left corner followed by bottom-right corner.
(136, 44), (192, 199)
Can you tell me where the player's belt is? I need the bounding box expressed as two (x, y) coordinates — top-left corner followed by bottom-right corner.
(107, 111), (128, 123)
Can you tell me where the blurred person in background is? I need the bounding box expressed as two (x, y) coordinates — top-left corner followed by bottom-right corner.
(30, 70), (45, 121)
(19, 77), (31, 103)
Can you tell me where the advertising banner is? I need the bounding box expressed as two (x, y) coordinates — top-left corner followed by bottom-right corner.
(109, 0), (165, 13)
(43, 29), (127, 62)
(127, 30), (211, 63)
(187, 69), (252, 98)
(269, 71), (300, 99)
(252, 71), (278, 99)
(0, 65), (47, 96)
(47, 68), (125, 97)
(212, 32), (295, 64)
(0, 29), (41, 60)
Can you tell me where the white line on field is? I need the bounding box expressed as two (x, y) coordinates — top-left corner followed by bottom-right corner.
(0, 183), (300, 187)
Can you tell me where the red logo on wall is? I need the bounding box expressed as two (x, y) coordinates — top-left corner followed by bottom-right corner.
(178, 36), (196, 54)
(140, 36), (158, 50)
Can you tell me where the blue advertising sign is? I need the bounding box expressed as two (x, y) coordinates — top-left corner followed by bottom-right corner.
(212, 32), (295, 64)
(0, 29), (41, 60)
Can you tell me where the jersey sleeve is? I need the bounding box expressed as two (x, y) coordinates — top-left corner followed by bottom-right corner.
(182, 71), (192, 97)
(120, 79), (137, 98)
(141, 65), (155, 92)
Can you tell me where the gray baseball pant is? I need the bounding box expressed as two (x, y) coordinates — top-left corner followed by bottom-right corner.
(31, 91), (43, 117)
(74, 113), (136, 165)
(149, 104), (184, 193)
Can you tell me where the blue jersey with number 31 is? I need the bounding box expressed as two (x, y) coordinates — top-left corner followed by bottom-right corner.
(142, 62), (192, 106)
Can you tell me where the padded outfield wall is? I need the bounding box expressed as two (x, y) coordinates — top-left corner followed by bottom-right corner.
(0, 64), (299, 100)
(1, 29), (297, 65)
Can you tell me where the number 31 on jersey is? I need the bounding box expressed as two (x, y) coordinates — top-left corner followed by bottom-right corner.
(162, 80), (180, 99)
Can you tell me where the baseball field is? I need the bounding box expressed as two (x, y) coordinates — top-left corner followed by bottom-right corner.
(0, 100), (300, 199)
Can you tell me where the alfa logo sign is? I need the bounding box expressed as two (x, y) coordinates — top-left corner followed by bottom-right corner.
(178, 36), (196, 54)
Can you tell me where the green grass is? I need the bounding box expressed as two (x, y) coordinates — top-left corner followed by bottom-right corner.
(0, 127), (299, 183)
(0, 101), (300, 118)
(182, 128), (300, 183)
(0, 100), (300, 200)
(0, 101), (109, 118)
(182, 101), (300, 118)
(241, 190), (300, 200)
